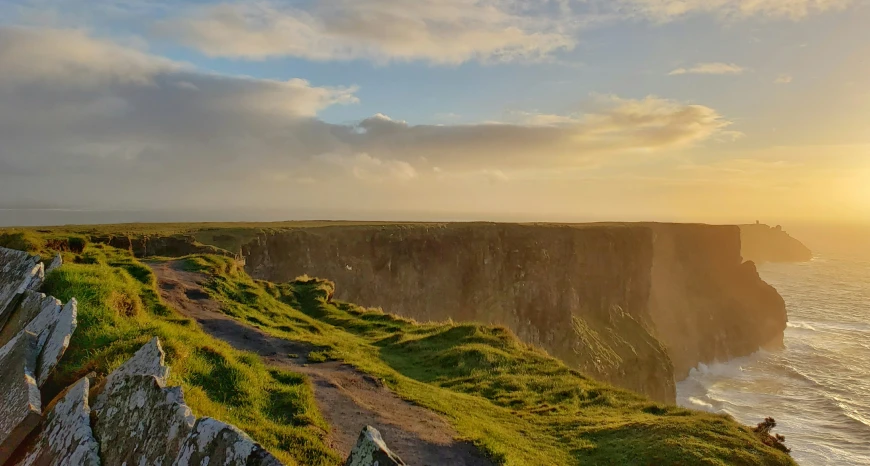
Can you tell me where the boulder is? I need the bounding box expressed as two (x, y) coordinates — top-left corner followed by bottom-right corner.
(92, 337), (169, 413)
(45, 254), (63, 274)
(17, 377), (100, 466)
(0, 291), (62, 349)
(36, 298), (77, 386)
(0, 247), (44, 328)
(173, 417), (282, 466)
(93, 374), (195, 466)
(345, 426), (405, 466)
(0, 332), (43, 465)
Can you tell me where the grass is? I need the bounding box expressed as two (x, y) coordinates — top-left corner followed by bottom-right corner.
(3, 229), (797, 466)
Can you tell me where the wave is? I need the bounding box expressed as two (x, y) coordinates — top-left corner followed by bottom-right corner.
(787, 321), (818, 331)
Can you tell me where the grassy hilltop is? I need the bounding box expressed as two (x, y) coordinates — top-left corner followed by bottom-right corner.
(0, 225), (795, 466)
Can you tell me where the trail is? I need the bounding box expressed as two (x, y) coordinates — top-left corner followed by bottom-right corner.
(149, 261), (493, 466)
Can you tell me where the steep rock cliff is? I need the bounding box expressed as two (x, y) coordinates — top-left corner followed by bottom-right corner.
(647, 224), (788, 379)
(740, 224), (813, 263)
(242, 223), (788, 403)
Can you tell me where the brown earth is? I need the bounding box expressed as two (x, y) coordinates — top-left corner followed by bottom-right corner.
(149, 261), (493, 466)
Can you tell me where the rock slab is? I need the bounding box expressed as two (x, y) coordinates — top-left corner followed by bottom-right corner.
(345, 426), (406, 466)
(0, 332), (43, 465)
(173, 417), (282, 466)
(36, 298), (77, 386)
(0, 247), (45, 327)
(0, 291), (62, 349)
(19, 377), (101, 466)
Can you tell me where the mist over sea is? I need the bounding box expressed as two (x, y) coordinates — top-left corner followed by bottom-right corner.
(678, 252), (870, 465)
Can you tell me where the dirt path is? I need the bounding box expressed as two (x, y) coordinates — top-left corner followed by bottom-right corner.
(149, 261), (493, 466)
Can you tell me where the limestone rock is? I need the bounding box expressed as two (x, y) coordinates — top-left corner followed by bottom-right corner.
(0, 332), (42, 465)
(37, 298), (78, 386)
(92, 337), (169, 413)
(93, 374), (194, 466)
(46, 254), (63, 274)
(0, 247), (45, 327)
(0, 291), (62, 350)
(173, 417), (282, 466)
(345, 426), (405, 466)
(18, 377), (101, 466)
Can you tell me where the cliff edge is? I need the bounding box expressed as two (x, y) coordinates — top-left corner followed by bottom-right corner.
(242, 222), (788, 403)
(740, 223), (813, 263)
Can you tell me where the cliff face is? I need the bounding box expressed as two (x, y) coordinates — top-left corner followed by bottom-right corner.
(242, 222), (787, 403)
(647, 224), (788, 379)
(740, 224), (813, 263)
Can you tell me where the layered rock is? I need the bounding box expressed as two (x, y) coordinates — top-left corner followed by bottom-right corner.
(740, 223), (813, 263)
(0, 332), (42, 465)
(345, 426), (405, 466)
(18, 377), (100, 466)
(0, 248), (44, 328)
(242, 223), (788, 402)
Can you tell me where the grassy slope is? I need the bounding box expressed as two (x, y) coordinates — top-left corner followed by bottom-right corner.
(1, 228), (796, 465)
(1, 233), (339, 466)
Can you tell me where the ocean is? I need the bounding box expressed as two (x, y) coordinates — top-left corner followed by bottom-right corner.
(677, 253), (870, 465)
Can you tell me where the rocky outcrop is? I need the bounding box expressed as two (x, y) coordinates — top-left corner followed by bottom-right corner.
(18, 378), (100, 466)
(740, 224), (812, 263)
(345, 426), (405, 466)
(0, 332), (42, 465)
(174, 418), (283, 466)
(0, 248), (44, 329)
(242, 223), (788, 402)
(0, 247), (78, 464)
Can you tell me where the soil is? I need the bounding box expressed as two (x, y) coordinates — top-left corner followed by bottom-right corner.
(149, 261), (494, 466)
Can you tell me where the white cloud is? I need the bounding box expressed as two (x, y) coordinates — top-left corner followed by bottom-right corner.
(158, 0), (576, 64)
(774, 74), (794, 84)
(0, 27), (736, 209)
(668, 62), (746, 75)
(617, 0), (853, 21)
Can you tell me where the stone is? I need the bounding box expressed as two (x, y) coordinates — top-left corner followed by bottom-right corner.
(93, 374), (195, 466)
(46, 254), (63, 274)
(0, 291), (62, 350)
(92, 337), (169, 413)
(0, 247), (45, 328)
(37, 298), (78, 386)
(173, 417), (283, 466)
(0, 332), (43, 465)
(344, 426), (405, 466)
(18, 377), (101, 466)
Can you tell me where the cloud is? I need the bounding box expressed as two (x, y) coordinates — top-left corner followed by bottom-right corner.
(774, 74), (794, 84)
(158, 1), (576, 64)
(669, 62), (745, 75)
(616, 0), (853, 21)
(0, 27), (735, 210)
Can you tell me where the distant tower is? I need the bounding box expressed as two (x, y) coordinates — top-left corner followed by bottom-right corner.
(756, 220), (760, 225)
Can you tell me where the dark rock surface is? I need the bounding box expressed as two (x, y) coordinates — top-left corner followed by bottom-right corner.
(174, 417), (282, 466)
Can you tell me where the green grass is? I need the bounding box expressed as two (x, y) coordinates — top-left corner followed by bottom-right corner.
(30, 244), (339, 466)
(181, 254), (796, 466)
(4, 229), (797, 466)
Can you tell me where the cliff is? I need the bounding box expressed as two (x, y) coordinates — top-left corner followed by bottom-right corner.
(740, 224), (813, 263)
(241, 222), (788, 402)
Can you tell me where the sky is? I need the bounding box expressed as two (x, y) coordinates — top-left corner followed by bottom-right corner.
(0, 0), (868, 225)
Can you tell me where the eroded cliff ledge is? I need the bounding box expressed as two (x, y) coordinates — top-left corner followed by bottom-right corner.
(740, 223), (813, 263)
(242, 223), (787, 403)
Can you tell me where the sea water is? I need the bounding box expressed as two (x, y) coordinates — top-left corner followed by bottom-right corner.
(677, 254), (870, 465)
